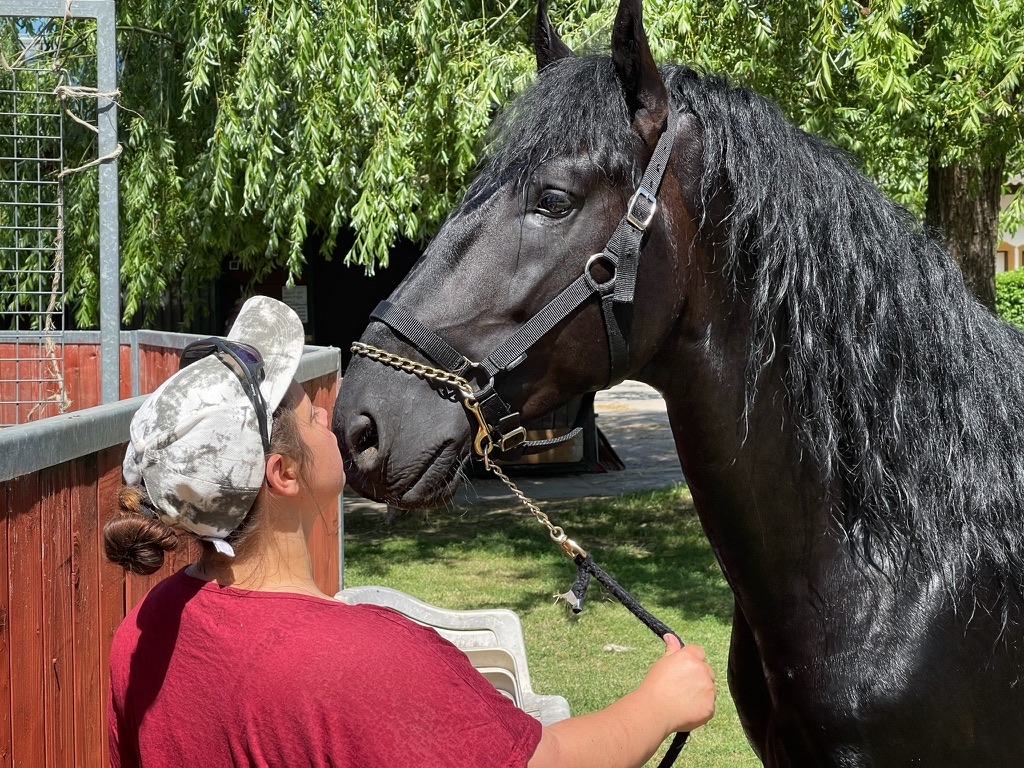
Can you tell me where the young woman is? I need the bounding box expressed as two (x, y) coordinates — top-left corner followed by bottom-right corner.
(105, 295), (715, 767)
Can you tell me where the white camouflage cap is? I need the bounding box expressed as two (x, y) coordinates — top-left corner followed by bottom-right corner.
(122, 295), (305, 555)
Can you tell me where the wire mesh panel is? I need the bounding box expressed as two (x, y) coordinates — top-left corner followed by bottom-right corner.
(0, 57), (67, 425)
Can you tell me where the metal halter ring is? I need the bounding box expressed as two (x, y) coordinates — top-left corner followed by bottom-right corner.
(460, 361), (496, 393)
(584, 252), (617, 292)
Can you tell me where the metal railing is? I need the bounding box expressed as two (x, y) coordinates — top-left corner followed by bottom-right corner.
(0, 336), (341, 481)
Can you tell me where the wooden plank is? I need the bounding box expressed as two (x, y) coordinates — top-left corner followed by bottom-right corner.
(76, 346), (101, 412)
(40, 464), (74, 767)
(305, 373), (341, 595)
(13, 345), (41, 425)
(34, 341), (65, 422)
(310, 497), (340, 597)
(0, 344), (14, 425)
(126, 568), (159, 613)
(60, 343), (79, 415)
(160, 349), (178, 391)
(70, 454), (102, 768)
(140, 347), (158, 395)
(95, 447), (126, 768)
(118, 346), (132, 402)
(0, 343), (25, 426)
(0, 480), (13, 767)
(136, 347), (148, 396)
(137, 347), (150, 396)
(131, 344), (171, 397)
(8, 472), (45, 765)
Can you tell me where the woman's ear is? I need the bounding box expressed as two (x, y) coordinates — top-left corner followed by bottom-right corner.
(264, 453), (301, 497)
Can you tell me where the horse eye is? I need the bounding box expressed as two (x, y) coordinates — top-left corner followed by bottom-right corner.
(536, 191), (574, 218)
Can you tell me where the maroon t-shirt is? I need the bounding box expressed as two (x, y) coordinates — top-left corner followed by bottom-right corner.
(108, 569), (542, 767)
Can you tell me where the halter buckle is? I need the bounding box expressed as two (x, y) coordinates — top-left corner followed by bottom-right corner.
(626, 185), (657, 231)
(498, 426), (527, 452)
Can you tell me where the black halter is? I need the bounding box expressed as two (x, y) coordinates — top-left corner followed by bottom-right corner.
(365, 112), (678, 461)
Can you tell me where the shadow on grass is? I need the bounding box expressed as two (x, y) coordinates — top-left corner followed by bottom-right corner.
(343, 485), (734, 623)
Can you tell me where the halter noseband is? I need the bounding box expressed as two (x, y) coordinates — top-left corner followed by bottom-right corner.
(354, 111), (678, 461)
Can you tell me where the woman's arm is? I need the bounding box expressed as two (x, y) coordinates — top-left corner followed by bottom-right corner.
(528, 636), (716, 768)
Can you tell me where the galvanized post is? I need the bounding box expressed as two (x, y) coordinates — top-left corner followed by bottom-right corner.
(4, 1), (121, 404)
(94, 1), (120, 404)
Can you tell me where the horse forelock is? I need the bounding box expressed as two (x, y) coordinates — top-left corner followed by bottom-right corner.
(468, 55), (647, 201)
(661, 66), (1024, 608)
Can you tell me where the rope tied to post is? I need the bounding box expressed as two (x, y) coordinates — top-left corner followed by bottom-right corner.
(53, 84), (123, 178)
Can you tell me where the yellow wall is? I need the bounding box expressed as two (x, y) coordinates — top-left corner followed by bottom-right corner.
(996, 241), (1016, 273)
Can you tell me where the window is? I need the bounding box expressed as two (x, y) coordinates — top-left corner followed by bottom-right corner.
(996, 249), (1010, 273)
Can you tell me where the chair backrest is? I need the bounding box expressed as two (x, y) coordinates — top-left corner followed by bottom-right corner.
(335, 584), (571, 725)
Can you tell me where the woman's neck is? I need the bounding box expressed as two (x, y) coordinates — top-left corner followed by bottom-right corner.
(188, 526), (333, 600)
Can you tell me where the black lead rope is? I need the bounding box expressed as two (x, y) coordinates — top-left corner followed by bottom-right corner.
(566, 554), (689, 767)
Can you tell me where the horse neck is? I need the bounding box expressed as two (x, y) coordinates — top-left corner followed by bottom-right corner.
(642, 321), (842, 620)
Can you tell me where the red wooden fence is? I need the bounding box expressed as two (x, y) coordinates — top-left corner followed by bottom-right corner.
(0, 342), (341, 767)
(0, 337), (192, 426)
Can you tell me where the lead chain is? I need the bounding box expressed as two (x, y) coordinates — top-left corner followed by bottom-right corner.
(350, 341), (473, 396)
(481, 449), (587, 559)
(350, 342), (587, 560)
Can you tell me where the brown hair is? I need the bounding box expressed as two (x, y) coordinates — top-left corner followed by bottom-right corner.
(103, 485), (179, 575)
(103, 395), (310, 575)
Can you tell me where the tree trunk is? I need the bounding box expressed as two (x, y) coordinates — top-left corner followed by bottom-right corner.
(925, 155), (1005, 312)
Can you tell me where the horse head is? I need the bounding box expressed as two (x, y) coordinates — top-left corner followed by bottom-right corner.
(335, 0), (713, 508)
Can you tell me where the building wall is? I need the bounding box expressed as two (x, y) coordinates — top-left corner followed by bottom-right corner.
(996, 239), (1019, 273)
(998, 181), (1024, 273)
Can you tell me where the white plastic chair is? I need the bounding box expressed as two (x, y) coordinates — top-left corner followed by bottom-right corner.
(335, 584), (571, 725)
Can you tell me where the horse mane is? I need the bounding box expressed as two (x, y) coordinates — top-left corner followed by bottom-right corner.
(478, 54), (1024, 606)
(664, 66), (1024, 602)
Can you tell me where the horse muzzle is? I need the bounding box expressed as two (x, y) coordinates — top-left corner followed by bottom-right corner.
(333, 354), (475, 507)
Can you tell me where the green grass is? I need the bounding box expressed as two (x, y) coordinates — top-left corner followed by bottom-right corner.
(342, 484), (760, 766)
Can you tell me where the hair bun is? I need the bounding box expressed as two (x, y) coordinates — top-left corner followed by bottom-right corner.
(103, 487), (178, 575)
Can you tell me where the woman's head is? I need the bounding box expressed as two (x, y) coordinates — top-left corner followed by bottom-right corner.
(104, 296), (336, 574)
(104, 391), (318, 574)
(121, 296), (305, 551)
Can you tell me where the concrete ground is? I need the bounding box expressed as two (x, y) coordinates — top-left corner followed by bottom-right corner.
(341, 380), (685, 515)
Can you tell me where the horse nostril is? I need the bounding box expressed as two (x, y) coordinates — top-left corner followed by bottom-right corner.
(352, 414), (379, 455)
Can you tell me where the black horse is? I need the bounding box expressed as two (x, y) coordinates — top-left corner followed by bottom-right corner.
(334, 0), (1024, 763)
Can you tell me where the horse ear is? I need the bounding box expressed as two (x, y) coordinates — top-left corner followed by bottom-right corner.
(535, 0), (574, 73)
(611, 0), (668, 145)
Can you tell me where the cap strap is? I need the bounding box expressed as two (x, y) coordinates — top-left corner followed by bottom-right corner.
(204, 537), (236, 557)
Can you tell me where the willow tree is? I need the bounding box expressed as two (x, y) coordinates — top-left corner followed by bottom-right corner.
(8, 0), (1022, 323)
(636, 0), (1024, 310)
(35, 1), (548, 326)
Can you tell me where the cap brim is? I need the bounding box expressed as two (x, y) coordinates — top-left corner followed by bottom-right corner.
(227, 295), (305, 413)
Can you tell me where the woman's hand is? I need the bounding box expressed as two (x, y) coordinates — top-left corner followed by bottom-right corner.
(637, 636), (716, 735)
(529, 634), (717, 768)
